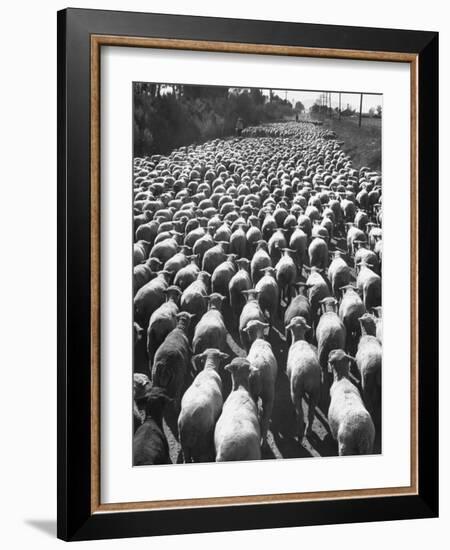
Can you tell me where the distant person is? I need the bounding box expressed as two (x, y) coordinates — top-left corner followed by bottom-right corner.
(235, 117), (244, 137)
(295, 112), (299, 122)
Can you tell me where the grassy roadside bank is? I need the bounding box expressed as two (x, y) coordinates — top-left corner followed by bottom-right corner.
(322, 116), (381, 171)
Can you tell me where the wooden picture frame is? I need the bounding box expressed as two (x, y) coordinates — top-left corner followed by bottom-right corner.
(57, 8), (438, 541)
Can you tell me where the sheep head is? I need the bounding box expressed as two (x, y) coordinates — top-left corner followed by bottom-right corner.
(175, 311), (195, 331)
(143, 386), (172, 425)
(319, 297), (339, 313)
(193, 349), (229, 371)
(359, 313), (377, 336)
(327, 349), (353, 380)
(244, 320), (270, 342)
(236, 258), (250, 271)
(286, 316), (311, 341)
(207, 293), (225, 311)
(225, 357), (251, 390)
(164, 285), (182, 304)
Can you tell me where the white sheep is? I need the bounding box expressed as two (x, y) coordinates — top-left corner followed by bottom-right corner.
(239, 289), (266, 352)
(192, 293), (227, 355)
(356, 261), (381, 310)
(243, 320), (278, 443)
(146, 285), (182, 364)
(178, 348), (229, 462)
(316, 297), (346, 386)
(328, 252), (351, 298)
(339, 284), (366, 353)
(214, 358), (261, 461)
(286, 316), (321, 440)
(356, 314), (382, 423)
(327, 349), (375, 455)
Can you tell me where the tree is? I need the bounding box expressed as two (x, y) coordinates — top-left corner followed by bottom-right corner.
(368, 107), (375, 117)
(376, 105), (382, 117)
(250, 88), (266, 105)
(295, 101), (305, 113)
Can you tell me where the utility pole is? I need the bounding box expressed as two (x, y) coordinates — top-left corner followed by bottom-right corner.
(359, 93), (363, 127)
(339, 92), (341, 120)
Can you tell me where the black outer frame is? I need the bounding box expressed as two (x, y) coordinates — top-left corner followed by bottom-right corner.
(57, 8), (438, 542)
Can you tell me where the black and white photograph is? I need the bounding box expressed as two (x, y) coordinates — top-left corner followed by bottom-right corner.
(132, 83), (382, 465)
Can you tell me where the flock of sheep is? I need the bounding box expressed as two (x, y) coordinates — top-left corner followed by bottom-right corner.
(132, 121), (382, 465)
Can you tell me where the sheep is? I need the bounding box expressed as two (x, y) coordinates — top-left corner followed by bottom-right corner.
(297, 213), (312, 239)
(371, 306), (383, 342)
(228, 258), (252, 321)
(316, 297), (347, 389)
(229, 223), (247, 258)
(251, 240), (272, 285)
(308, 236), (329, 270)
(356, 313), (382, 422)
(202, 241), (228, 274)
(284, 286), (312, 343)
(301, 267), (331, 324)
(354, 241), (380, 274)
(149, 233), (182, 264)
(356, 261), (381, 310)
(328, 252), (351, 298)
(268, 228), (287, 266)
(133, 241), (149, 266)
(133, 372), (152, 433)
(255, 266), (279, 326)
(341, 199), (356, 223)
(173, 255), (200, 291)
(192, 293), (228, 355)
(184, 225), (206, 249)
(163, 246), (191, 275)
(214, 358), (261, 461)
(134, 322), (149, 375)
(243, 320), (278, 443)
(134, 210), (152, 234)
(366, 223), (382, 250)
(178, 348), (229, 462)
(239, 289), (266, 352)
(312, 220), (329, 242)
(151, 311), (194, 410)
(286, 316), (321, 439)
(261, 212), (277, 241)
(192, 227), (215, 260)
(339, 285), (366, 353)
(180, 271), (211, 330)
(133, 264), (153, 296)
(289, 226), (307, 277)
(354, 210), (369, 231)
(211, 255), (237, 301)
(134, 123), (383, 460)
(147, 285), (182, 365)
(133, 386), (172, 465)
(346, 224), (366, 256)
(134, 270), (172, 331)
(214, 222), (232, 243)
(327, 349), (375, 455)
(246, 220), (263, 256)
(275, 248), (297, 304)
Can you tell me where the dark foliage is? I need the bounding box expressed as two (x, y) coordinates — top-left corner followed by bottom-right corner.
(133, 84), (294, 156)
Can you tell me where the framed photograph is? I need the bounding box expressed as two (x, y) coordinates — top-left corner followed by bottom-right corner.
(57, 8), (438, 541)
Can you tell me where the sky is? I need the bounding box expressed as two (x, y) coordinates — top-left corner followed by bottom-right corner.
(269, 89), (382, 113)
